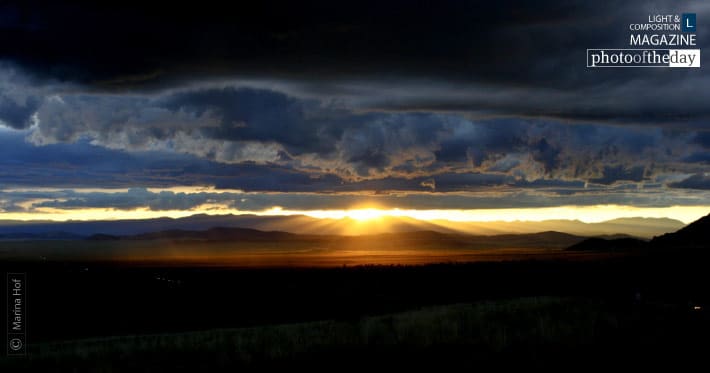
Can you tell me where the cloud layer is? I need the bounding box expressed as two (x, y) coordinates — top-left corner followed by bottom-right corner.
(2, 1), (710, 125)
(0, 1), (708, 214)
(3, 80), (705, 187)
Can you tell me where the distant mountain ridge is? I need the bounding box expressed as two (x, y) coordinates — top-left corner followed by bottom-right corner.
(90, 227), (299, 241)
(568, 213), (710, 252)
(566, 237), (647, 252)
(437, 218), (684, 238)
(86, 226), (587, 250)
(0, 213), (685, 238)
(0, 231), (85, 240)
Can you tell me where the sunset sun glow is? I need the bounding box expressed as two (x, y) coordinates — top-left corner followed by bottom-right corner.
(2, 204), (706, 225)
(343, 208), (387, 221)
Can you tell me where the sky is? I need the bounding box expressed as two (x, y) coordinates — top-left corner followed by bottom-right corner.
(0, 0), (709, 224)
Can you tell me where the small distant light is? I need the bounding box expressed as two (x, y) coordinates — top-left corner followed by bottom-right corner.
(693, 306), (702, 311)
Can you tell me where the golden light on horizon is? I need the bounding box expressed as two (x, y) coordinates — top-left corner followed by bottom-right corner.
(342, 208), (388, 221)
(300, 205), (710, 225)
(0, 204), (708, 226)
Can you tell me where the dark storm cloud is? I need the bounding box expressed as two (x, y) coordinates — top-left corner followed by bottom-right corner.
(668, 174), (710, 190)
(435, 121), (524, 164)
(3, 185), (707, 213)
(3, 112), (709, 210)
(3, 0), (606, 85)
(0, 1), (707, 207)
(32, 188), (223, 211)
(1, 83), (707, 190)
(160, 87), (336, 155)
(16, 85), (449, 179)
(530, 139), (560, 175)
(683, 152), (710, 163)
(0, 64), (46, 129)
(160, 87), (451, 176)
(1, 1), (709, 125)
(0, 94), (39, 129)
(0, 131), (342, 191)
(692, 132), (710, 148)
(589, 165), (647, 185)
(0, 129), (531, 193)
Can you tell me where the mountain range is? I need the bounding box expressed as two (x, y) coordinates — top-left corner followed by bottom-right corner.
(568, 213), (710, 251)
(0, 213), (706, 264)
(0, 214), (685, 239)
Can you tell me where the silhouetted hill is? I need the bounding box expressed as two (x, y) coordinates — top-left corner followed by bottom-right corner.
(0, 231), (85, 240)
(87, 234), (121, 241)
(84, 227), (586, 251)
(567, 237), (647, 252)
(127, 227), (298, 241)
(651, 213), (710, 249)
(566, 213), (710, 252)
(462, 231), (583, 249)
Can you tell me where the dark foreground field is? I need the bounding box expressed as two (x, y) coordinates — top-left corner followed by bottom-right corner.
(6, 296), (710, 371)
(2, 251), (710, 371)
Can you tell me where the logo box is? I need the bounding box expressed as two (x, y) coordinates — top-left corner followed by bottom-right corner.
(682, 13), (696, 33)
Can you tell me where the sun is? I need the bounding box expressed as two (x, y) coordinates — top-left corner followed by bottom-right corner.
(346, 208), (388, 221)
